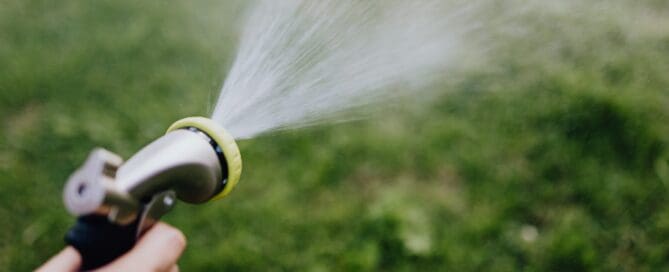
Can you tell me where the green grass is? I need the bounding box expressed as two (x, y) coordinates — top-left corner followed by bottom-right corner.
(1, 0), (669, 271)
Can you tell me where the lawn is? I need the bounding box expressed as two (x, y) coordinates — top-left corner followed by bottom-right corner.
(1, 0), (669, 271)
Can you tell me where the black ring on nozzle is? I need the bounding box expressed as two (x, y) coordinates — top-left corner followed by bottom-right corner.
(182, 127), (229, 198)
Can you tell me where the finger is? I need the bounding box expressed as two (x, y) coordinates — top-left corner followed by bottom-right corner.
(98, 223), (186, 272)
(36, 246), (81, 272)
(169, 264), (180, 272)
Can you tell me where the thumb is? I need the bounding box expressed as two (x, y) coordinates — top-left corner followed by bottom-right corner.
(36, 247), (81, 272)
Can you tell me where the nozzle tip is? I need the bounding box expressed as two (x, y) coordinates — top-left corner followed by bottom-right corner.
(167, 117), (242, 201)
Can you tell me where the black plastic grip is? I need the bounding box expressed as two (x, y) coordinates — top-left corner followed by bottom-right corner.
(65, 215), (140, 271)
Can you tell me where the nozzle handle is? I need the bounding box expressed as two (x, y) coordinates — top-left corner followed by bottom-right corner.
(65, 215), (139, 270)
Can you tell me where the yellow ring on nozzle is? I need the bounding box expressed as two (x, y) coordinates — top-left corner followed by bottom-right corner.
(166, 117), (242, 201)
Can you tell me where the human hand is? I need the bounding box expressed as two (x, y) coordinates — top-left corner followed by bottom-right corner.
(37, 222), (186, 272)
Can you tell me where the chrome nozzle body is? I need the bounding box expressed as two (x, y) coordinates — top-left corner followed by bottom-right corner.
(116, 129), (223, 203)
(64, 128), (225, 225)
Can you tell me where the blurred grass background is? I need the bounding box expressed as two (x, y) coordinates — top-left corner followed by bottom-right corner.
(1, 0), (669, 271)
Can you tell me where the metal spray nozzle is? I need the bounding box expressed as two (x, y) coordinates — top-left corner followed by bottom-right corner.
(62, 117), (242, 270)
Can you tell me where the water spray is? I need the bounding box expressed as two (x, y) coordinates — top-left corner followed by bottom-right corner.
(59, 1), (481, 269)
(62, 117), (242, 270)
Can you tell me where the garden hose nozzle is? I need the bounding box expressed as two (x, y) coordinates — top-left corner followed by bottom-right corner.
(62, 117), (242, 270)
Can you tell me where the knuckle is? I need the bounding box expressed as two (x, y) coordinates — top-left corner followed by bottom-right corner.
(165, 227), (187, 249)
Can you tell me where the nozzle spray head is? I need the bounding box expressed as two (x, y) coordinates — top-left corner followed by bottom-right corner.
(63, 117), (242, 224)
